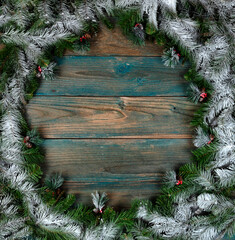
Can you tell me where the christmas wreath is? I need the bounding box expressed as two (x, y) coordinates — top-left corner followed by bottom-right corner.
(0, 0), (234, 239)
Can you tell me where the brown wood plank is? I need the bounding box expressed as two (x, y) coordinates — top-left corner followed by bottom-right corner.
(37, 56), (189, 96)
(43, 138), (193, 208)
(65, 24), (164, 56)
(26, 96), (196, 139)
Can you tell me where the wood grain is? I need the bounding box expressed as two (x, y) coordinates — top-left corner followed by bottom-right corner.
(65, 24), (164, 56)
(37, 56), (189, 96)
(43, 138), (193, 208)
(26, 97), (196, 139)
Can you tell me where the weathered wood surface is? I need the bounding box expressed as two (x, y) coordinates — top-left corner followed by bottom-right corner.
(65, 24), (164, 56)
(43, 138), (193, 208)
(37, 56), (189, 96)
(26, 27), (196, 208)
(26, 96), (195, 139)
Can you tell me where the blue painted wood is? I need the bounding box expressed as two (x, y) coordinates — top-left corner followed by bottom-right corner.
(26, 96), (196, 139)
(36, 56), (190, 96)
(26, 53), (195, 207)
(43, 138), (193, 207)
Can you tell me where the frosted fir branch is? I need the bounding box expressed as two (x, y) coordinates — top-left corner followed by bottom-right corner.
(193, 127), (211, 148)
(160, 0), (177, 13)
(98, 223), (119, 240)
(215, 164), (235, 187)
(57, 3), (83, 35)
(212, 197), (234, 216)
(0, 217), (31, 240)
(91, 191), (108, 213)
(160, 18), (199, 50)
(2, 27), (71, 50)
(13, 0), (35, 9)
(174, 186), (198, 204)
(196, 193), (218, 211)
(76, 1), (97, 22)
(37, 1), (55, 24)
(189, 0), (235, 38)
(0, 194), (19, 217)
(82, 229), (98, 240)
(137, 206), (189, 238)
(1, 171), (83, 238)
(187, 83), (201, 104)
(30, 27), (71, 49)
(44, 173), (64, 190)
(136, 205), (149, 220)
(204, 93), (234, 127)
(95, 0), (114, 16)
(1, 77), (25, 110)
(1, 28), (30, 47)
(195, 35), (231, 82)
(116, 0), (159, 28)
(194, 171), (215, 190)
(27, 194), (83, 238)
(41, 62), (57, 81)
(115, 0), (141, 9)
(25, 43), (42, 63)
(3, 165), (35, 194)
(82, 224), (119, 240)
(116, 0), (177, 28)
(1, 112), (23, 165)
(12, 9), (32, 29)
(174, 201), (194, 222)
(163, 170), (177, 188)
(211, 123), (235, 168)
(191, 225), (218, 240)
(141, 0), (159, 29)
(0, 13), (11, 27)
(0, 4), (11, 15)
(149, 212), (187, 238)
(162, 47), (180, 68)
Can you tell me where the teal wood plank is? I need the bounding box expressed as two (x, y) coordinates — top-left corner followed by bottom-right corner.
(36, 56), (190, 96)
(43, 138), (193, 208)
(26, 96), (196, 139)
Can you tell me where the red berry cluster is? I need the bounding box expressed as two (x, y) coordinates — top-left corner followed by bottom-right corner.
(207, 134), (215, 145)
(93, 207), (103, 214)
(80, 36), (87, 42)
(176, 180), (183, 185)
(24, 136), (32, 148)
(38, 66), (42, 73)
(80, 33), (91, 43)
(199, 88), (208, 102)
(173, 49), (181, 57)
(176, 176), (183, 185)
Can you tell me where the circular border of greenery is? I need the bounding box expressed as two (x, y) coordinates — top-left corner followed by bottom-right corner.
(0, 1), (234, 239)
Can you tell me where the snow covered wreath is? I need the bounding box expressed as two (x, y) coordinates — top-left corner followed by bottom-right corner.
(0, 0), (234, 240)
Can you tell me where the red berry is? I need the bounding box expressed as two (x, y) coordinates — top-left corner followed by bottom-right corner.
(176, 180), (183, 185)
(200, 93), (207, 99)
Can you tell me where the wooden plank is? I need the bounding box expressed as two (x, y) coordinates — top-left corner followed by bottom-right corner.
(43, 138), (193, 208)
(37, 56), (189, 96)
(65, 24), (164, 56)
(26, 97), (196, 139)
